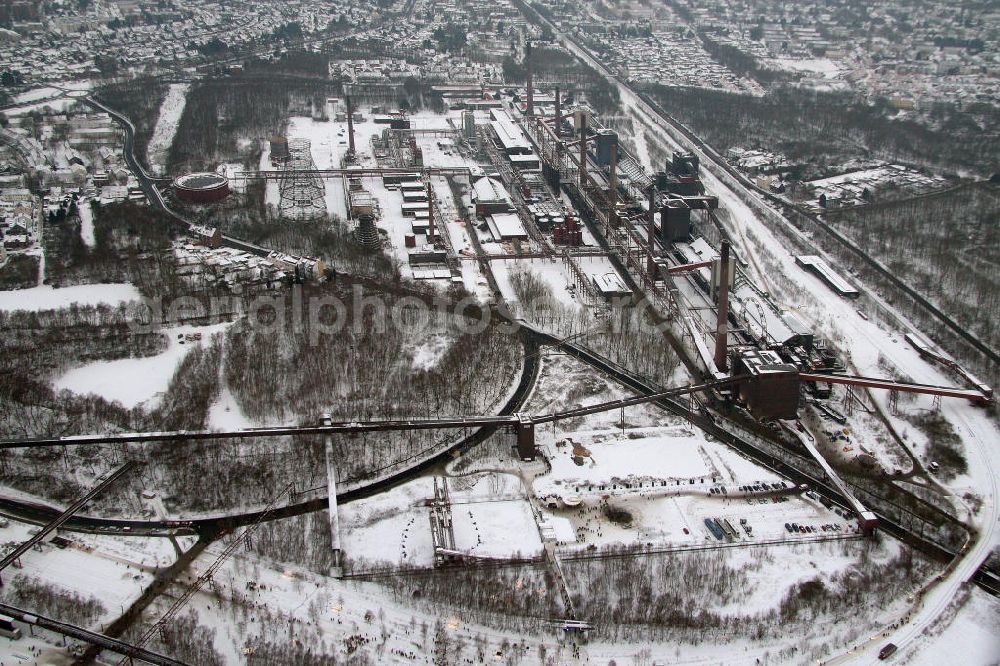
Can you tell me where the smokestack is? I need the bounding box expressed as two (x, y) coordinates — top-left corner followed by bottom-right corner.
(713, 240), (731, 373)
(554, 87), (561, 138)
(346, 95), (356, 156)
(525, 41), (534, 117)
(426, 178), (435, 244)
(579, 112), (587, 187)
(607, 134), (618, 229)
(647, 185), (656, 280)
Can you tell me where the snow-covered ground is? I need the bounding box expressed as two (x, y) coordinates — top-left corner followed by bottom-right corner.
(771, 57), (843, 78)
(340, 472), (541, 567)
(12, 86), (62, 105)
(0, 282), (140, 312)
(146, 83), (190, 176)
(527, 352), (853, 552)
(0, 518), (190, 664)
(207, 385), (255, 430)
(286, 114), (385, 171)
(77, 197), (96, 247)
(408, 332), (453, 370)
(53, 322), (230, 409)
(906, 588), (1000, 665)
(339, 477), (435, 568)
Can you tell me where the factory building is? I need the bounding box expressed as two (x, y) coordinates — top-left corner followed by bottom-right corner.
(591, 271), (632, 301)
(795, 255), (860, 299)
(486, 212), (528, 241)
(659, 200), (692, 243)
(734, 350), (800, 421)
(472, 176), (513, 216)
(488, 109), (533, 155)
(595, 129), (617, 166)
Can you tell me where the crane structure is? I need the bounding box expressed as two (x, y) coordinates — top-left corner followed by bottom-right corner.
(118, 483), (294, 665)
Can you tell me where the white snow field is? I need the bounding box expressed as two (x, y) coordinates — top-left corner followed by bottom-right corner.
(0, 282), (141, 312)
(53, 322), (230, 408)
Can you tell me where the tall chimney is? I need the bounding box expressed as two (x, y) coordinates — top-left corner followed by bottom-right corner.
(579, 112), (588, 187)
(346, 95), (356, 156)
(607, 134), (618, 229)
(646, 185), (656, 280)
(426, 178), (435, 244)
(525, 40), (534, 117)
(554, 86), (561, 138)
(713, 240), (731, 373)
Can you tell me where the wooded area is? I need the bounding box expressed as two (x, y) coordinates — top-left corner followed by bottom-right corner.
(563, 538), (928, 648)
(168, 78), (335, 173)
(44, 201), (182, 297)
(829, 183), (1000, 354)
(0, 253), (39, 290)
(644, 83), (1000, 177)
(509, 267), (679, 384)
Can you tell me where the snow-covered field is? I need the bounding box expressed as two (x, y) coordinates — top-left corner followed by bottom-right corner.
(906, 588), (1000, 665)
(0, 282), (140, 312)
(340, 471), (541, 567)
(77, 197), (96, 247)
(53, 322), (230, 409)
(207, 385), (256, 430)
(339, 477), (436, 568)
(526, 352), (853, 552)
(771, 57), (843, 78)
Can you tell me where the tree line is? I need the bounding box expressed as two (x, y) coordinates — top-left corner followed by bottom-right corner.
(643, 82), (1000, 177)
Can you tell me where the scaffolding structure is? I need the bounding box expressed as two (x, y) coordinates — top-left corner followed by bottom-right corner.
(279, 139), (327, 221)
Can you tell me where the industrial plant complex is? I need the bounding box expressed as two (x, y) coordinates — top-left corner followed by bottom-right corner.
(0, 0), (997, 664)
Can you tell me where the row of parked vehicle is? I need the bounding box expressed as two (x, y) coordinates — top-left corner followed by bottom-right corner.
(784, 522), (844, 534)
(739, 482), (788, 492)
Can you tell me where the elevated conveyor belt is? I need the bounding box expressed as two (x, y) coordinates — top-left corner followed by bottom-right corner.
(780, 421), (878, 535)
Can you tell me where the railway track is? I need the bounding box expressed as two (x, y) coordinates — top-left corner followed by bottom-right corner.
(522, 325), (995, 595)
(630, 89), (999, 368)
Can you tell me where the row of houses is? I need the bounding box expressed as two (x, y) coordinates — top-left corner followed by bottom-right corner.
(176, 230), (326, 289)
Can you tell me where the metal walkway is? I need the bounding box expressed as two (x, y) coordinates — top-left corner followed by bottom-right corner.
(0, 378), (743, 451)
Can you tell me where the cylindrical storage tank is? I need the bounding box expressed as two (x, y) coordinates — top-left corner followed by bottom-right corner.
(172, 172), (231, 204)
(404, 233), (416, 248)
